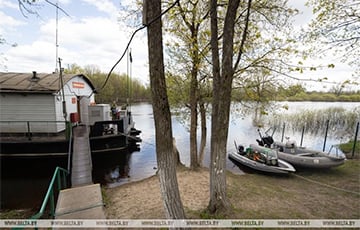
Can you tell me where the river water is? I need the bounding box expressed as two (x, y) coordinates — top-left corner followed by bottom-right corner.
(125, 102), (359, 184)
(1, 101), (359, 210)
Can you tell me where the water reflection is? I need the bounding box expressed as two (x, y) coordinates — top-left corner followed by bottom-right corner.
(1, 156), (68, 209)
(92, 149), (133, 187)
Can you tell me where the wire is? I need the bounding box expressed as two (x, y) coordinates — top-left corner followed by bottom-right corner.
(45, 0), (71, 17)
(293, 173), (360, 196)
(93, 0), (180, 96)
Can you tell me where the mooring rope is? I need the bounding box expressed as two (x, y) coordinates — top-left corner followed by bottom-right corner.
(293, 173), (360, 196)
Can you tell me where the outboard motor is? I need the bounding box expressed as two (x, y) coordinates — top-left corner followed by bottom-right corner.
(256, 128), (274, 148)
(238, 145), (245, 155)
(256, 136), (274, 148)
(256, 138), (264, 146)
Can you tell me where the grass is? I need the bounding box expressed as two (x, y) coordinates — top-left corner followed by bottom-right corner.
(223, 159), (360, 219)
(0, 209), (34, 219)
(339, 140), (360, 158)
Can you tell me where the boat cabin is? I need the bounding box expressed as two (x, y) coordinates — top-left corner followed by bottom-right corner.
(0, 71), (96, 134)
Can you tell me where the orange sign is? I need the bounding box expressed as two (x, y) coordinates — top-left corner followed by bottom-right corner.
(72, 82), (85, 89)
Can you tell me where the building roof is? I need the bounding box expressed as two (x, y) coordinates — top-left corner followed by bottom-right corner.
(0, 72), (96, 94)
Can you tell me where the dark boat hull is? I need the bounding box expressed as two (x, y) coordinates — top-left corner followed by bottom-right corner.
(0, 134), (129, 158)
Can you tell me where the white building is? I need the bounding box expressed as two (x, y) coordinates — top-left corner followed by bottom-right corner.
(0, 71), (96, 133)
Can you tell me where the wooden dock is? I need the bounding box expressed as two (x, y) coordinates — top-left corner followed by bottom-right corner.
(71, 125), (92, 187)
(55, 125), (106, 221)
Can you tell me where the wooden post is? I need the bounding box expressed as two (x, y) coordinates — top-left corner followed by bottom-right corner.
(323, 120), (329, 152)
(352, 122), (359, 158)
(281, 123), (285, 142)
(300, 126), (305, 147)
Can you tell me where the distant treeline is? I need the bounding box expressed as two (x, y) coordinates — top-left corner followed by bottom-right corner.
(64, 64), (359, 103)
(64, 64), (151, 104)
(233, 83), (360, 102)
(88, 73), (151, 104)
(280, 91), (360, 102)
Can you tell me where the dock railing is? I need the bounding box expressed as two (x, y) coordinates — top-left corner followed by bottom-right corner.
(12, 167), (69, 230)
(0, 120), (71, 140)
(31, 167), (69, 220)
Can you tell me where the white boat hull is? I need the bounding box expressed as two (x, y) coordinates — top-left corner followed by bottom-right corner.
(274, 142), (346, 169)
(228, 151), (296, 174)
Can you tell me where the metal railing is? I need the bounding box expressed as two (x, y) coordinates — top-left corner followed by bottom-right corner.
(0, 120), (71, 140)
(31, 167), (69, 219)
(12, 167), (69, 229)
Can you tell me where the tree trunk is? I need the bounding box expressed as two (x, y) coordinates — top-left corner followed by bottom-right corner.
(208, 0), (240, 214)
(198, 101), (207, 166)
(145, 0), (186, 219)
(189, 16), (200, 170)
(190, 65), (199, 169)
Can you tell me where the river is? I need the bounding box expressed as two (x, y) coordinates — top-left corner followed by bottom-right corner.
(1, 101), (359, 210)
(125, 101), (359, 185)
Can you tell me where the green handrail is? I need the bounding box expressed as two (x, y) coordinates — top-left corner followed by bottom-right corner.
(12, 167), (69, 230)
(31, 167), (69, 219)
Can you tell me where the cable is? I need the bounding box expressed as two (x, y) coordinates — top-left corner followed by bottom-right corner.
(94, 0), (180, 96)
(293, 173), (360, 196)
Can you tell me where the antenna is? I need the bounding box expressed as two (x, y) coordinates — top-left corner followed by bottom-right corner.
(45, 0), (70, 73)
(55, 0), (59, 73)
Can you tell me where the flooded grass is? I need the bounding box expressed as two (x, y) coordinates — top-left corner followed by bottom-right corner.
(268, 106), (360, 140)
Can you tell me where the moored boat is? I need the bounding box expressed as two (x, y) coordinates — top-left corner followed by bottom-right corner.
(256, 131), (346, 169)
(229, 142), (296, 174)
(0, 72), (141, 158)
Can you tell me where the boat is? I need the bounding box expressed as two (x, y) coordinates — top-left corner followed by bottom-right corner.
(0, 72), (141, 158)
(0, 105), (141, 158)
(229, 142), (296, 174)
(256, 130), (346, 169)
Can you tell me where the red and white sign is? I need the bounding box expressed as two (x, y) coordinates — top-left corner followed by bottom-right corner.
(72, 82), (85, 89)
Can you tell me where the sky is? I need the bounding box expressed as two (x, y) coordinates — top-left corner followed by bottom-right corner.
(0, 0), (358, 91)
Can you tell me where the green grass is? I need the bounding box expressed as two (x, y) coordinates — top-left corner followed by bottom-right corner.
(195, 159), (360, 219)
(339, 140), (360, 156)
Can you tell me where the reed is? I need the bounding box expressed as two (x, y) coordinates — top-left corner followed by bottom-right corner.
(268, 106), (360, 139)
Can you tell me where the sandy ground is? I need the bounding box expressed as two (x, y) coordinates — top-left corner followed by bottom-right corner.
(104, 167), (209, 219)
(104, 160), (360, 220)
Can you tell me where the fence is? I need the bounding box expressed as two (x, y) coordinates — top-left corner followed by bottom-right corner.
(278, 121), (359, 158)
(0, 120), (72, 140)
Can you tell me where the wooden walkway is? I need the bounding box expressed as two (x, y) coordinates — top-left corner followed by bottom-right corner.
(55, 125), (106, 221)
(71, 125), (92, 187)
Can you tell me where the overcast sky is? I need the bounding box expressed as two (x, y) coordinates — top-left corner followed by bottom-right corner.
(0, 0), (358, 91)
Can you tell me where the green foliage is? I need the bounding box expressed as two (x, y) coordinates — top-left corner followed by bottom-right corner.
(306, 0), (360, 71)
(64, 63), (151, 104)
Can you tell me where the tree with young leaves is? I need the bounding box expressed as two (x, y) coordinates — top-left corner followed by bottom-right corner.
(306, 0), (360, 73)
(208, 0), (299, 213)
(144, 0), (186, 219)
(208, 0), (245, 213)
(165, 0), (212, 169)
